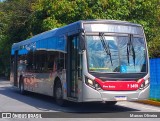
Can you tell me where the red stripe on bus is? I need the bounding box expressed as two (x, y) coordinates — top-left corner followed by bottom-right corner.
(95, 78), (144, 91)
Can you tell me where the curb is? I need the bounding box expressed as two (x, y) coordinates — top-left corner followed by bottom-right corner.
(136, 100), (160, 107)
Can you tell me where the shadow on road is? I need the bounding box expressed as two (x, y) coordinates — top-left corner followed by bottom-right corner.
(0, 80), (140, 113)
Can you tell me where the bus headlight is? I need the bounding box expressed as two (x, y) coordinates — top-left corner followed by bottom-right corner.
(85, 77), (101, 90)
(88, 79), (94, 86)
(139, 78), (150, 90)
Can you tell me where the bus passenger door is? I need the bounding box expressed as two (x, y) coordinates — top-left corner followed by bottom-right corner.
(67, 35), (81, 98)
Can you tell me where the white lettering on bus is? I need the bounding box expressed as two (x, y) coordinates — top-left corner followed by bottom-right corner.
(127, 84), (138, 88)
(103, 85), (115, 88)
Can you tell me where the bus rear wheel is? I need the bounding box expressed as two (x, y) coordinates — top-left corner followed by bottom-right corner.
(19, 78), (25, 95)
(55, 81), (66, 106)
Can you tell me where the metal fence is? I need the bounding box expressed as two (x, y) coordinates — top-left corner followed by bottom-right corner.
(150, 58), (160, 99)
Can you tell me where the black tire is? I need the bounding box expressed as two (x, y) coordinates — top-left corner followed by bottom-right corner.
(19, 78), (25, 95)
(105, 101), (117, 106)
(54, 81), (66, 106)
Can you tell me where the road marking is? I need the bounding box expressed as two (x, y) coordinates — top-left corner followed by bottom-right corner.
(118, 102), (160, 112)
(140, 106), (160, 112)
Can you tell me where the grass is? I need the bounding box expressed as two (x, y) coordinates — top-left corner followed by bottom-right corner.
(149, 98), (160, 102)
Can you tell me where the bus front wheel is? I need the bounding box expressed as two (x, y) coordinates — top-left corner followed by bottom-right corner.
(54, 81), (66, 106)
(105, 101), (117, 106)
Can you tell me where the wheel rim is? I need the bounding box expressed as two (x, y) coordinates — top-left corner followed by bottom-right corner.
(20, 82), (24, 93)
(56, 87), (62, 99)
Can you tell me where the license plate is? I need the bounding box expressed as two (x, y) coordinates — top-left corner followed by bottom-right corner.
(115, 96), (127, 101)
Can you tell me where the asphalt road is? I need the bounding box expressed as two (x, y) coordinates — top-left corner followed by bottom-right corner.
(0, 79), (159, 121)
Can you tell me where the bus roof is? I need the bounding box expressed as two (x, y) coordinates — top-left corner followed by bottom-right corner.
(12, 20), (142, 51)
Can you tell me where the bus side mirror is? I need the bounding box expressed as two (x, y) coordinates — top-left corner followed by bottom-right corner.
(79, 34), (85, 50)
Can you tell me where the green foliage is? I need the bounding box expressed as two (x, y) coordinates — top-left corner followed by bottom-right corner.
(0, 0), (160, 76)
(0, 0), (37, 76)
(150, 98), (160, 102)
(30, 0), (160, 41)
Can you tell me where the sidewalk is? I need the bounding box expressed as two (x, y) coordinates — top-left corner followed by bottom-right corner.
(0, 77), (10, 87)
(0, 76), (8, 81)
(137, 100), (160, 107)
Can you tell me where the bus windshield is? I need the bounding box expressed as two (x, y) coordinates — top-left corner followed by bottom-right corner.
(86, 35), (147, 73)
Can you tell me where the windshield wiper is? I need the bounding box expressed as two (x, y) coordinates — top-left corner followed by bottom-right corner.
(127, 34), (136, 66)
(99, 32), (113, 66)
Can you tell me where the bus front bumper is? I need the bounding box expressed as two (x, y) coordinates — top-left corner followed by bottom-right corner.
(82, 84), (150, 102)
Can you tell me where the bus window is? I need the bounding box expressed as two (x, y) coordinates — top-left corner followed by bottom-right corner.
(26, 51), (34, 72)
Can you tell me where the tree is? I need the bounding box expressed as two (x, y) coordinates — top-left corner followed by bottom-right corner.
(30, 0), (160, 57)
(0, 0), (160, 76)
(0, 0), (37, 76)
